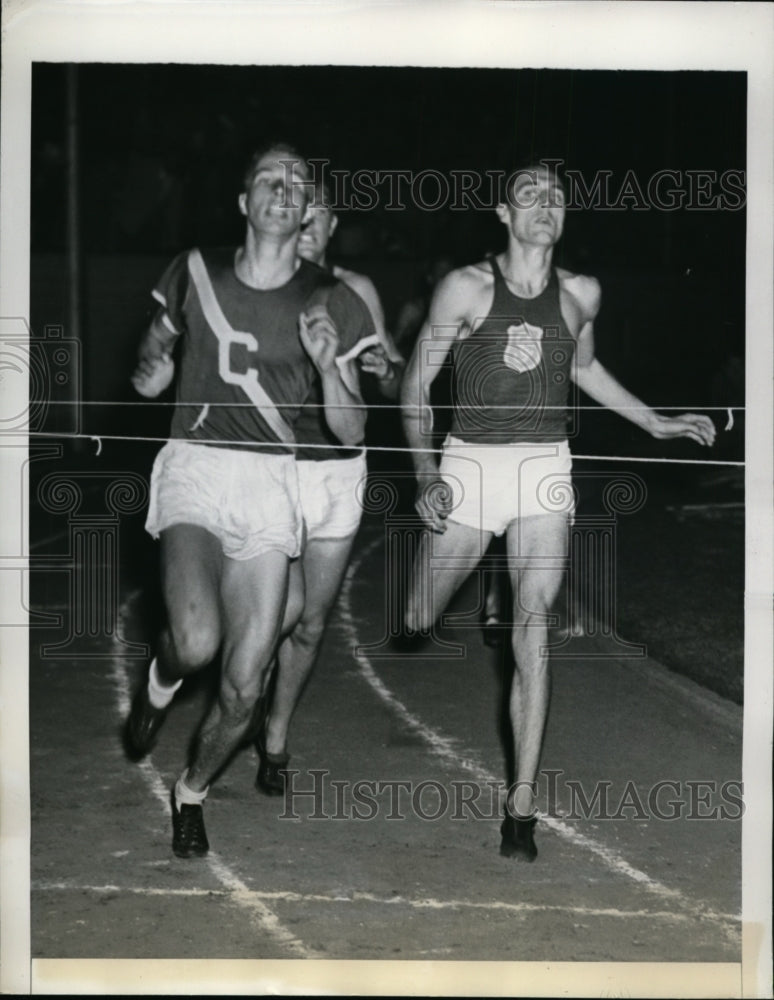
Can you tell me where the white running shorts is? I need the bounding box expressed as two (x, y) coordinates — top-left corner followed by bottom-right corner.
(297, 453), (367, 542)
(438, 436), (574, 536)
(145, 440), (303, 559)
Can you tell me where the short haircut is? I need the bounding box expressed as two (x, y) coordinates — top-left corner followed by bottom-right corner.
(242, 140), (308, 191)
(500, 155), (567, 207)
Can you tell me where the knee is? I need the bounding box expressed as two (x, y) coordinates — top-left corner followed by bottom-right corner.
(281, 587), (305, 638)
(219, 673), (261, 725)
(510, 598), (549, 652)
(169, 615), (220, 671)
(511, 583), (556, 629)
(291, 614), (327, 654)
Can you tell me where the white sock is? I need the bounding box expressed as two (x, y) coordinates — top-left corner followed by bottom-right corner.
(147, 658), (182, 709)
(174, 770), (208, 808)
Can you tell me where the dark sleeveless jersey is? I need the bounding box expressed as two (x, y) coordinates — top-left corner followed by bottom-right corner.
(152, 249), (372, 454)
(448, 258), (576, 444)
(293, 268), (375, 462)
(292, 375), (364, 462)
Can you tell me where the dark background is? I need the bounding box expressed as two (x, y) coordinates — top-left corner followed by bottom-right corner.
(30, 65), (745, 419)
(28, 63), (746, 699)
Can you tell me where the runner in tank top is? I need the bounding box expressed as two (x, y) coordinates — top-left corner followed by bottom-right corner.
(252, 178), (405, 795)
(124, 143), (371, 859)
(401, 159), (716, 860)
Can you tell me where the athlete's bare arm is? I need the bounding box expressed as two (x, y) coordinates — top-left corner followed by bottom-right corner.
(565, 271), (716, 447)
(131, 308), (180, 398)
(402, 264), (490, 531)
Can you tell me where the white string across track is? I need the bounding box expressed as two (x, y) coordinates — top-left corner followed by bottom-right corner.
(29, 398), (744, 466)
(27, 430), (744, 468)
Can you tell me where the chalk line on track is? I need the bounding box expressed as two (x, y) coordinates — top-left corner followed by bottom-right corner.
(337, 532), (740, 943)
(33, 881), (740, 929)
(110, 593), (319, 960)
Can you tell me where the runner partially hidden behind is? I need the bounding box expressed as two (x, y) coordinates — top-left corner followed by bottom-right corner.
(125, 143), (375, 858)
(401, 159), (716, 860)
(252, 178), (405, 796)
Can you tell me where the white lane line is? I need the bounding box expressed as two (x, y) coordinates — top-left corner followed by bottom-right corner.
(32, 882), (740, 927)
(338, 535), (740, 941)
(111, 593), (318, 960)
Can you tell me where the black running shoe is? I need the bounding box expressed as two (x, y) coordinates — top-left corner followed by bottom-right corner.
(500, 812), (538, 861)
(171, 789), (209, 858)
(124, 684), (168, 760)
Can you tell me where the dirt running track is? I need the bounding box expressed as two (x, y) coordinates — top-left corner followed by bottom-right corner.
(28, 508), (743, 993)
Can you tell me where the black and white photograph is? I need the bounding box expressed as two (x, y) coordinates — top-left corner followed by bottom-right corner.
(1, 2), (772, 996)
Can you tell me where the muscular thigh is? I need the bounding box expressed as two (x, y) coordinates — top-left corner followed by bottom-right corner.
(160, 523), (223, 636)
(408, 519), (493, 630)
(301, 535), (357, 627)
(506, 513), (569, 614)
(220, 549), (290, 641)
(214, 547), (292, 702)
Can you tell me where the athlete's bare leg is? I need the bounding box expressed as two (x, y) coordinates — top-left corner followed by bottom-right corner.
(185, 547), (291, 792)
(505, 513), (568, 818)
(404, 520), (494, 634)
(264, 534), (357, 757)
(157, 524), (224, 682)
(124, 525), (225, 760)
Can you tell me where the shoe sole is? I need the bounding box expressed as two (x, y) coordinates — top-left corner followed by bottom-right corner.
(172, 845), (209, 859)
(255, 776), (286, 797)
(170, 789), (209, 858)
(499, 839), (537, 861)
(499, 817), (538, 861)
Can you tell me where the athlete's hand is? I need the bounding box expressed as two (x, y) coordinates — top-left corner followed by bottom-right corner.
(415, 473), (453, 533)
(299, 305), (339, 375)
(649, 412), (716, 447)
(359, 344), (392, 380)
(131, 353), (175, 398)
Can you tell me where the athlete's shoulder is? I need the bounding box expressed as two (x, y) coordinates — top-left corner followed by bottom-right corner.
(332, 265), (373, 298)
(326, 269), (367, 310)
(332, 266), (388, 334)
(448, 260), (493, 289)
(332, 266), (383, 313)
(434, 261), (490, 300)
(153, 247), (197, 309)
(321, 269), (376, 346)
(428, 261), (492, 322)
(556, 268), (601, 321)
(157, 247), (193, 280)
(189, 247), (243, 291)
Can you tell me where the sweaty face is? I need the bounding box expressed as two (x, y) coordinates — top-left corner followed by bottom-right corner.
(240, 150), (311, 235)
(297, 204), (337, 264)
(500, 167), (566, 246)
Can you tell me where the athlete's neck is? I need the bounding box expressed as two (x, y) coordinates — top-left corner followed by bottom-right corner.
(498, 243), (554, 298)
(236, 230), (301, 289)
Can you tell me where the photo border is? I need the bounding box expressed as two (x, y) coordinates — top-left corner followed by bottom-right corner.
(1, 1), (771, 995)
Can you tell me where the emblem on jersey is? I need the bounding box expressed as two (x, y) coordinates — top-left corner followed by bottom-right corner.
(218, 329), (260, 391)
(503, 321), (543, 374)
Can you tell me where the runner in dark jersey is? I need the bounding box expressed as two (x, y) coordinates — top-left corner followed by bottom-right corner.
(124, 144), (372, 859)
(147, 246), (371, 452)
(401, 160), (716, 860)
(253, 181), (405, 795)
